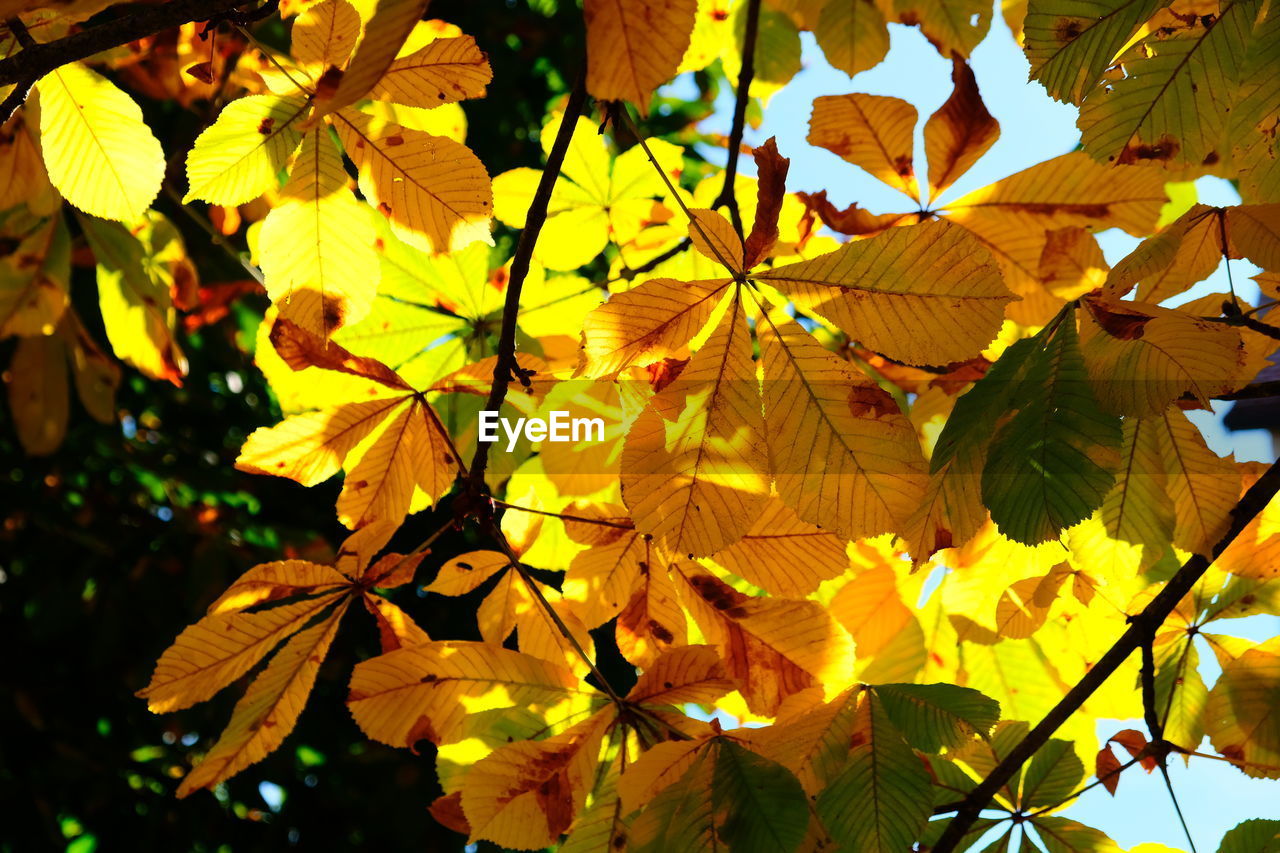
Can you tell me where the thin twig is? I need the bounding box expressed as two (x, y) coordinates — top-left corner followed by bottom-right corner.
(617, 237), (691, 282)
(162, 184), (265, 285)
(618, 105), (742, 276)
(1025, 754), (1145, 818)
(710, 0), (761, 240)
(493, 499), (634, 530)
(467, 73), (587, 492)
(932, 456), (1280, 853)
(494, 536), (624, 705)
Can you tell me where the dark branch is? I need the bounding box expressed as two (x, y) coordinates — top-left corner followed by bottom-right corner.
(6, 17), (35, 48)
(619, 237), (691, 282)
(0, 0), (251, 88)
(711, 0), (760, 240)
(1212, 380), (1280, 401)
(467, 73), (588, 492)
(932, 455), (1280, 852)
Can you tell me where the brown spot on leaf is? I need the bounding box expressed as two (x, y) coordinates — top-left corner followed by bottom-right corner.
(257, 117), (276, 135)
(649, 620), (674, 643)
(406, 714), (440, 754)
(1054, 17), (1083, 41)
(1118, 135), (1180, 165)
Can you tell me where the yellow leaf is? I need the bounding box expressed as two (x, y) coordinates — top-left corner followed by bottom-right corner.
(137, 591), (346, 714)
(628, 644), (734, 707)
(1216, 464), (1280, 581)
(236, 322), (460, 529)
(312, 0), (430, 121)
(291, 0), (361, 71)
(0, 111), (51, 213)
(371, 34), (492, 107)
(1205, 639), (1280, 779)
(688, 208), (745, 274)
(334, 109), (493, 253)
(64, 310), (119, 424)
(583, 0), (697, 114)
(5, 331), (67, 455)
(759, 219), (1012, 366)
(707, 497), (849, 598)
(35, 62), (164, 221)
(808, 93), (917, 199)
(889, 0), (991, 57)
(176, 602), (348, 797)
(183, 94), (308, 205)
(676, 563), (855, 715)
(758, 309), (928, 542)
(237, 396), (409, 485)
(1155, 407), (1238, 557)
(562, 530), (649, 628)
(1104, 205), (1224, 303)
(577, 277), (729, 379)
(1038, 227), (1109, 301)
(461, 713), (611, 849)
(616, 554), (687, 668)
(0, 209), (69, 337)
(346, 640), (584, 748)
(260, 126), (379, 335)
(493, 116), (686, 271)
(335, 395), (456, 528)
(208, 559), (350, 613)
(812, 0), (890, 78)
(830, 560), (925, 682)
(79, 214), (188, 385)
(426, 550), (511, 596)
(1080, 296), (1245, 415)
(622, 292), (770, 557)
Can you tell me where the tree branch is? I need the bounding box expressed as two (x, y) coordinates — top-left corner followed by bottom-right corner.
(710, 0), (761, 241)
(0, 0), (252, 84)
(932, 455), (1280, 852)
(1213, 380), (1280, 401)
(0, 0), (260, 123)
(466, 73), (588, 493)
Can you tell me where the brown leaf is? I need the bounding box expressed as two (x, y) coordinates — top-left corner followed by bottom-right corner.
(429, 792), (471, 835)
(924, 59), (999, 199)
(1095, 745), (1123, 796)
(743, 137), (791, 268)
(796, 190), (909, 236)
(269, 317), (412, 390)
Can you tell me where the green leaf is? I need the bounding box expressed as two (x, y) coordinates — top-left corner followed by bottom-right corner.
(1077, 0), (1260, 167)
(1020, 738), (1084, 809)
(630, 737), (809, 853)
(816, 692), (932, 853)
(712, 740), (810, 853)
(873, 683), (1001, 752)
(1024, 0), (1166, 104)
(1032, 816), (1122, 852)
(1154, 638), (1208, 751)
(1218, 819), (1280, 853)
(931, 336), (1037, 473)
(982, 316), (1122, 544)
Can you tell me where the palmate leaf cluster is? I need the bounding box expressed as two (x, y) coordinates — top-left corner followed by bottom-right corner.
(3, 0), (1280, 851)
